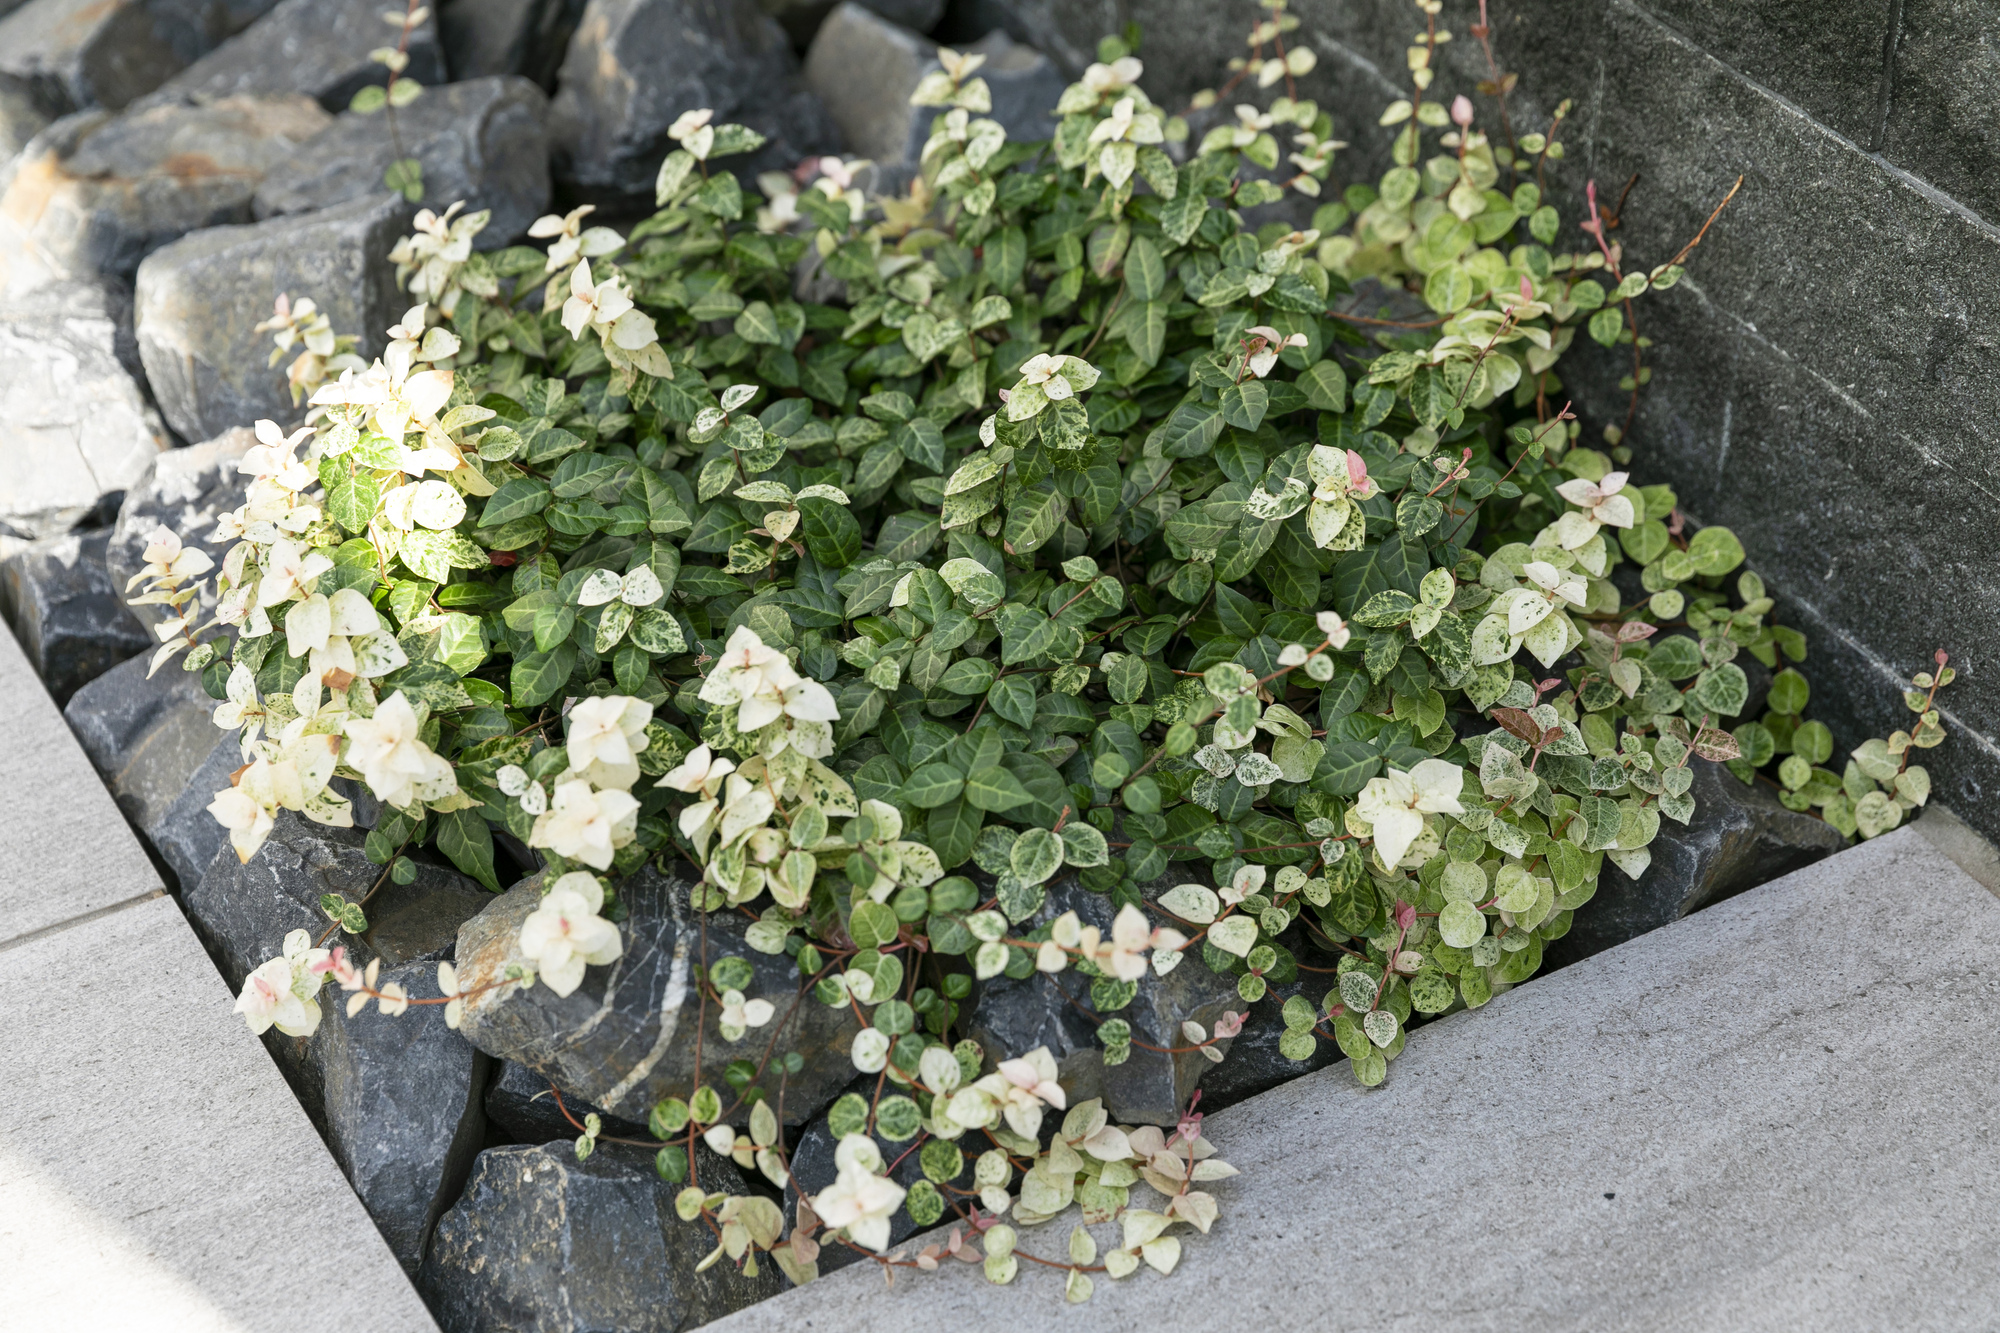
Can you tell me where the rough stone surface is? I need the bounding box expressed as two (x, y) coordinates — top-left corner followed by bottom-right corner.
(485, 1058), (648, 1144)
(763, 0), (944, 47)
(184, 811), (490, 987)
(143, 0), (444, 113)
(105, 425), (253, 635)
(0, 623), (166, 938)
(706, 826), (2000, 1332)
(152, 729), (239, 887)
(253, 76), (549, 247)
(9, 0), (289, 112)
(0, 528), (150, 704)
(452, 865), (865, 1123)
(282, 955), (492, 1273)
(0, 280), (168, 547)
(781, 1070), (976, 1273)
(805, 3), (1060, 186)
(135, 193), (412, 441)
(422, 1143), (781, 1331)
(0, 0), (266, 118)
(437, 0), (587, 89)
(548, 0), (836, 205)
(1191, 974), (1341, 1113)
(0, 895), (441, 1331)
(1545, 758), (1851, 971)
(0, 97), (330, 288)
(966, 878), (1239, 1127)
(62, 646), (221, 845)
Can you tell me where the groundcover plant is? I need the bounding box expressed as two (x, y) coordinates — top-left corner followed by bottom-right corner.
(134, 0), (1955, 1297)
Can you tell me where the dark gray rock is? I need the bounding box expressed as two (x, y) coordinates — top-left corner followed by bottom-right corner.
(1544, 759), (1850, 971)
(152, 729), (238, 888)
(287, 955), (492, 1272)
(437, 0), (586, 89)
(1192, 975), (1340, 1113)
(0, 0), (272, 117)
(779, 1070), (974, 1273)
(0, 281), (167, 544)
(253, 75), (548, 247)
(184, 813), (494, 1270)
(421, 1142), (782, 1333)
(185, 811), (490, 985)
(63, 646), (221, 849)
(1882, 0), (2000, 226)
(1, 529), (150, 703)
(143, 0), (444, 113)
(452, 865), (866, 1124)
(0, 97), (330, 285)
(486, 1058), (649, 1144)
(106, 426), (254, 636)
(762, 0), (943, 48)
(548, 0), (836, 206)
(135, 193), (413, 441)
(966, 878), (1239, 1127)
(0, 0), (289, 116)
(804, 3), (1059, 190)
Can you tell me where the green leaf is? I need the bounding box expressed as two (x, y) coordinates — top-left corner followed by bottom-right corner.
(799, 495), (861, 567)
(848, 900), (900, 949)
(902, 763), (965, 808)
(437, 807), (500, 891)
(927, 799), (985, 867)
(511, 645), (575, 707)
(1298, 360), (1348, 412)
(1768, 668), (1810, 716)
(1588, 306), (1624, 346)
(1687, 526), (1746, 575)
(326, 466), (379, 535)
(482, 477), (551, 525)
(964, 766), (1033, 812)
(1219, 380), (1268, 430)
(1123, 235), (1166, 302)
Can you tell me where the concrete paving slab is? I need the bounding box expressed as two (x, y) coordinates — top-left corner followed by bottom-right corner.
(0, 894), (439, 1332)
(0, 624), (164, 942)
(702, 826), (2000, 1333)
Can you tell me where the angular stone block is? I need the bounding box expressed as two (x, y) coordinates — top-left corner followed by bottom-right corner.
(144, 0), (444, 113)
(436, 0), (586, 89)
(1545, 757), (1850, 970)
(135, 193), (412, 441)
(1880, 0), (2000, 225)
(804, 2), (1059, 188)
(0, 528), (151, 704)
(763, 0), (943, 48)
(0, 97), (330, 287)
(0, 280), (168, 547)
(781, 1070), (976, 1273)
(965, 878), (1239, 1126)
(485, 1057), (648, 1144)
(548, 0), (836, 205)
(287, 955), (492, 1272)
(452, 866), (865, 1124)
(253, 75), (549, 247)
(63, 646), (221, 842)
(105, 425), (254, 636)
(421, 1143), (780, 1332)
(185, 811), (490, 986)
